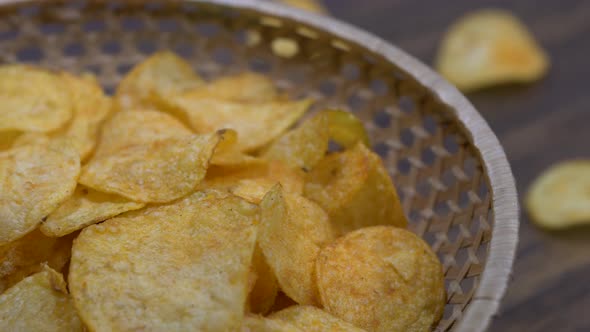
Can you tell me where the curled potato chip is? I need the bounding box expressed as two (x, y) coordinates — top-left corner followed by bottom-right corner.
(263, 112), (329, 171)
(436, 9), (549, 91)
(188, 72), (278, 103)
(69, 190), (258, 331)
(40, 186), (145, 237)
(203, 161), (305, 203)
(94, 110), (193, 158)
(0, 65), (72, 133)
(155, 93), (311, 151)
(212, 129), (265, 167)
(116, 51), (203, 110)
(242, 315), (303, 332)
(280, 0), (327, 13)
(14, 73), (112, 161)
(0, 140), (80, 245)
(0, 267), (83, 331)
(325, 110), (371, 149)
(316, 226), (445, 332)
(526, 160), (590, 229)
(270, 305), (365, 332)
(248, 246), (279, 314)
(259, 185), (334, 305)
(0, 229), (73, 293)
(304, 143), (406, 235)
(79, 133), (220, 203)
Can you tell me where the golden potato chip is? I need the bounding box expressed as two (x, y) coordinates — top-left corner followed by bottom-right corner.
(115, 51), (203, 110)
(270, 305), (365, 332)
(263, 112), (329, 171)
(189, 72), (278, 103)
(155, 93), (311, 151)
(259, 185), (334, 305)
(316, 226), (445, 332)
(526, 160), (590, 229)
(10, 73), (112, 161)
(94, 110), (193, 158)
(0, 229), (73, 293)
(242, 315), (303, 332)
(203, 161), (305, 203)
(212, 129), (265, 167)
(326, 110), (371, 149)
(304, 143), (407, 235)
(248, 245), (279, 314)
(0, 140), (80, 245)
(280, 0), (327, 13)
(69, 190), (258, 331)
(0, 65), (72, 133)
(40, 186), (145, 237)
(435, 9), (549, 91)
(79, 133), (220, 203)
(0, 267), (83, 331)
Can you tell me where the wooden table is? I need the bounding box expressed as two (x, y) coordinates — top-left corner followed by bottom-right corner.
(323, 0), (590, 331)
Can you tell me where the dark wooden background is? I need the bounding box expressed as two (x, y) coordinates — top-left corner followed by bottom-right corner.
(322, 0), (590, 331)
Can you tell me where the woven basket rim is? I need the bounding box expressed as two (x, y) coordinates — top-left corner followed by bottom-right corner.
(200, 1), (519, 330)
(0, 0), (520, 330)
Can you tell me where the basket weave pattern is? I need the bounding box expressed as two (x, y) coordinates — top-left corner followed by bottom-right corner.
(0, 1), (518, 331)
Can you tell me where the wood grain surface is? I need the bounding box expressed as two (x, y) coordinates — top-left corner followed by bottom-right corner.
(321, 0), (590, 331)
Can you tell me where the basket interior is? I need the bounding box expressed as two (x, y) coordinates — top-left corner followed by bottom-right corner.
(0, 1), (494, 330)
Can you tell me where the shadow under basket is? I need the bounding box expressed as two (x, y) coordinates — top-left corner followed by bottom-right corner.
(0, 0), (519, 331)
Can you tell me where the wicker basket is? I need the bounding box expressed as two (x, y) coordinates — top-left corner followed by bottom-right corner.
(0, 0), (519, 331)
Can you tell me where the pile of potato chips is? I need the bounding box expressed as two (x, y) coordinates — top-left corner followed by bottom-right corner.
(0, 51), (445, 331)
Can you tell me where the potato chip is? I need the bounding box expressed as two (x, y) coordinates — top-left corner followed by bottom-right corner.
(69, 190), (258, 331)
(0, 140), (80, 245)
(212, 129), (265, 167)
(263, 112), (329, 171)
(188, 72), (278, 103)
(259, 185), (334, 305)
(248, 245), (279, 314)
(0, 267), (83, 331)
(40, 186), (145, 237)
(316, 226), (445, 332)
(155, 94), (311, 151)
(526, 160), (590, 229)
(270, 305), (365, 332)
(0, 65), (72, 133)
(0, 229), (73, 293)
(11, 73), (112, 161)
(325, 110), (371, 149)
(79, 133), (220, 203)
(204, 161), (305, 203)
(242, 315), (303, 332)
(116, 51), (203, 111)
(436, 9), (549, 91)
(94, 110), (193, 158)
(304, 143), (407, 235)
(280, 0), (327, 13)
